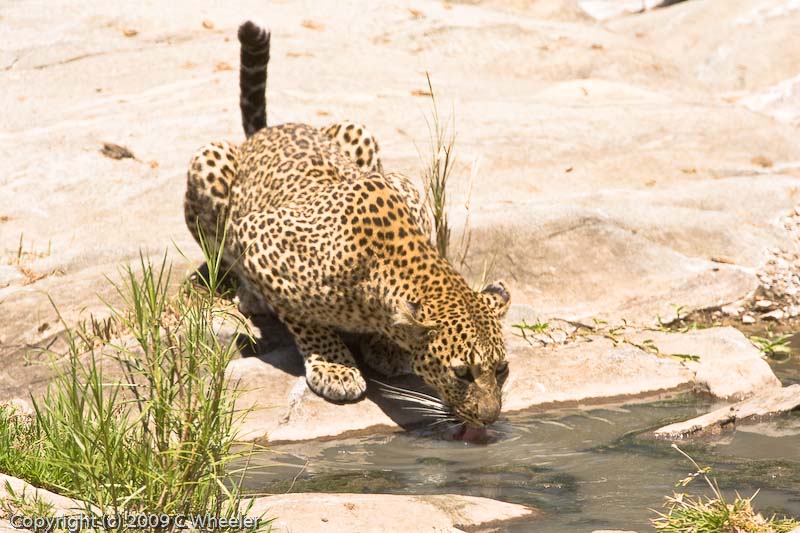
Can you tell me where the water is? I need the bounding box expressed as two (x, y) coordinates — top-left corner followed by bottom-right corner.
(241, 338), (800, 532)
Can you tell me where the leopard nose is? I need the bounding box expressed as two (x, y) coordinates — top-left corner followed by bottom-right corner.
(477, 398), (501, 425)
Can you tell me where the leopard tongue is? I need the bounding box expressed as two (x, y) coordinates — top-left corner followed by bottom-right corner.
(453, 424), (488, 442)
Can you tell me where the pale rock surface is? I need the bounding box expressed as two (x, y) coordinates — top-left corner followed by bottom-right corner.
(653, 384), (800, 438)
(229, 313), (773, 441)
(739, 73), (800, 128)
(580, 0), (670, 20)
(1, 0), (798, 442)
(624, 327), (780, 400)
(0, 474), (537, 532)
(249, 492), (536, 533)
(0, 473), (84, 515)
(609, 0), (800, 92)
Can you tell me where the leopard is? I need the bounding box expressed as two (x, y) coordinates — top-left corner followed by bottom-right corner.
(184, 20), (511, 429)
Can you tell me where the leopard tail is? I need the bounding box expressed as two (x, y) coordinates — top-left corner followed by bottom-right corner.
(237, 20), (271, 138)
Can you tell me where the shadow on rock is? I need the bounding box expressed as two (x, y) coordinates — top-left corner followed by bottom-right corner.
(238, 314), (441, 433)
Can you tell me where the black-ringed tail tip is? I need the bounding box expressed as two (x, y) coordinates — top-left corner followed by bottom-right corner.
(237, 20), (270, 47)
(238, 20), (271, 139)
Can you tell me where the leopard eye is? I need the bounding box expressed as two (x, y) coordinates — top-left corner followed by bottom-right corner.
(495, 360), (509, 375)
(454, 365), (475, 382)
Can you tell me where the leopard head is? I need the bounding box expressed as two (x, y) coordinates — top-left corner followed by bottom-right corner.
(393, 280), (511, 428)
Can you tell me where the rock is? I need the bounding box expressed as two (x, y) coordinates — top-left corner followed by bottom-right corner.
(0, 0), (798, 444)
(0, 265), (25, 288)
(652, 384), (800, 439)
(760, 310), (785, 321)
(479, 0), (592, 21)
(610, 0), (800, 92)
(1, 398), (33, 417)
(789, 305), (800, 318)
(739, 73), (800, 128)
(0, 474), (83, 515)
(0, 474), (537, 532)
(742, 314), (756, 324)
(720, 304), (742, 316)
(624, 327), (780, 400)
(246, 492), (537, 532)
(755, 299), (775, 309)
(229, 324), (781, 442)
(579, 0), (669, 20)
(231, 322), (695, 442)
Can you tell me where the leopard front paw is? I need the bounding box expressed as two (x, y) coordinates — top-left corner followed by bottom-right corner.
(305, 361), (367, 402)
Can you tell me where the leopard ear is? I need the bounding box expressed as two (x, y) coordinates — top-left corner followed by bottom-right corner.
(480, 280), (511, 318)
(393, 300), (437, 345)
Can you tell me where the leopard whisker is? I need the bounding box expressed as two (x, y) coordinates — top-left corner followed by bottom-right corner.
(382, 391), (449, 411)
(428, 417), (457, 426)
(402, 406), (451, 416)
(375, 381), (450, 412)
(374, 380), (443, 404)
(428, 418), (462, 433)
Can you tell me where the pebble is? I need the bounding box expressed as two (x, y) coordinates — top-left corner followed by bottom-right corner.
(755, 299), (774, 309)
(749, 205), (800, 322)
(720, 304), (742, 316)
(761, 310), (785, 321)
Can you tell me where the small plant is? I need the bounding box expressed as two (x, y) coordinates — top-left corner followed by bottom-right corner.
(0, 403), (71, 493)
(652, 444), (799, 532)
(750, 332), (792, 360)
(583, 319), (701, 362)
(512, 318), (550, 344)
(74, 312), (122, 351)
(11, 232), (52, 266)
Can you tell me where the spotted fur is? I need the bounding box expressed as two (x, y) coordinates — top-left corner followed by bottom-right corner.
(183, 21), (510, 427)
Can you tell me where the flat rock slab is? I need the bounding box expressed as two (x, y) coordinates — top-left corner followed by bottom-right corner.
(2, 0), (800, 353)
(230, 323), (774, 442)
(623, 326), (780, 400)
(1, 0), (797, 444)
(0, 474), (536, 533)
(0, 473), (86, 531)
(248, 492), (537, 533)
(653, 384), (800, 439)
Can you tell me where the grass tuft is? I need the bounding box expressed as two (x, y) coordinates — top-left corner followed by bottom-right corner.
(652, 444), (799, 533)
(750, 331), (792, 361)
(0, 227), (270, 531)
(420, 72), (457, 261)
